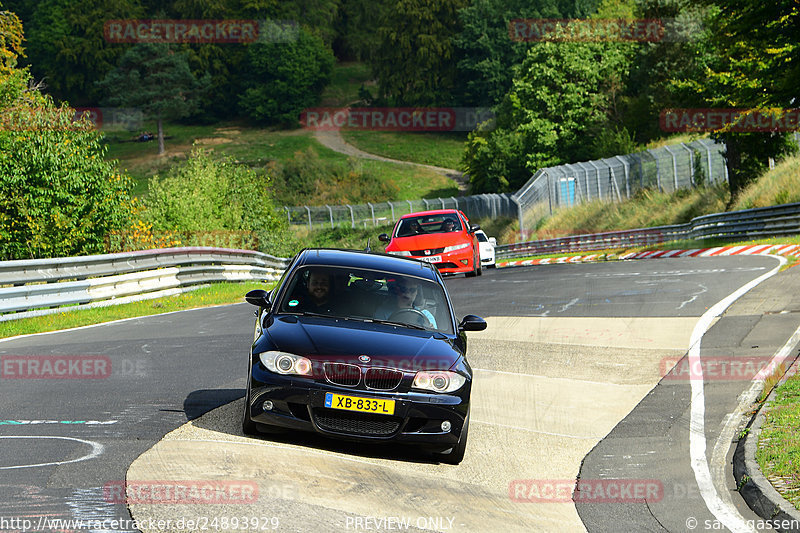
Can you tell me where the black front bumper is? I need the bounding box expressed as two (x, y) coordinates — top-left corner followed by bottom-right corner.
(247, 368), (469, 452)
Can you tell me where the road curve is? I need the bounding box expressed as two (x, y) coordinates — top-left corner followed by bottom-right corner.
(0, 256), (789, 532)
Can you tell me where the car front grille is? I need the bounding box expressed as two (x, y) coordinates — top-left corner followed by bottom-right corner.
(313, 408), (401, 436)
(410, 247), (445, 257)
(324, 363), (361, 387)
(364, 368), (403, 390)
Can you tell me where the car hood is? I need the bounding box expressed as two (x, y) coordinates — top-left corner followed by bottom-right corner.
(262, 315), (461, 371)
(387, 233), (467, 250)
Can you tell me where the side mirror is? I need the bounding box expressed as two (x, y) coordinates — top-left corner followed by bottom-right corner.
(489, 237), (497, 245)
(378, 233), (390, 243)
(245, 289), (272, 308)
(469, 224), (481, 233)
(458, 314), (487, 332)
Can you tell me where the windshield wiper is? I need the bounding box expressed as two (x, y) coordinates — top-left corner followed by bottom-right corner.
(369, 318), (428, 330)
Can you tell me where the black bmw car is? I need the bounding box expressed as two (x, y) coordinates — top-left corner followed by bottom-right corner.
(242, 248), (486, 464)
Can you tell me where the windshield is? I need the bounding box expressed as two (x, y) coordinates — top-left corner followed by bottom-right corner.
(278, 266), (454, 335)
(476, 232), (488, 242)
(396, 214), (464, 237)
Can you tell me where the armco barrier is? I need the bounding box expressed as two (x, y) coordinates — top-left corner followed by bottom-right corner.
(497, 202), (800, 260)
(0, 247), (290, 321)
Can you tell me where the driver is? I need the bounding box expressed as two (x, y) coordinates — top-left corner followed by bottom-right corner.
(441, 218), (457, 232)
(375, 277), (437, 328)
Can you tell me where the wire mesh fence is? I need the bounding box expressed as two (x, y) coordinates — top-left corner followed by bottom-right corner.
(285, 133), (800, 235)
(512, 138), (730, 235)
(285, 193), (518, 229)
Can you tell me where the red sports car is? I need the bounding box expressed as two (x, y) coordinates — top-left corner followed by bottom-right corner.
(379, 209), (482, 277)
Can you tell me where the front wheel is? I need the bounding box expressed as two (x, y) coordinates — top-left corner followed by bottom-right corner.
(241, 384), (258, 436)
(437, 411), (469, 465)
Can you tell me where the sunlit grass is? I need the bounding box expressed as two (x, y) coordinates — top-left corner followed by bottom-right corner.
(756, 372), (800, 507)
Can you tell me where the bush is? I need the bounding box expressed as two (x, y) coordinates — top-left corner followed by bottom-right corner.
(0, 71), (133, 260)
(268, 148), (399, 206)
(137, 149), (297, 256)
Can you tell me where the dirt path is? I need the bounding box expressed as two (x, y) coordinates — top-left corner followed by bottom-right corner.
(314, 129), (469, 194)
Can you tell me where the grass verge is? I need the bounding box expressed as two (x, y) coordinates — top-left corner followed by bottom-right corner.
(755, 370), (800, 507)
(105, 123), (458, 202)
(0, 281), (271, 340)
(341, 130), (467, 170)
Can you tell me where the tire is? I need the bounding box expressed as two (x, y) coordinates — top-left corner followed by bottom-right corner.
(241, 385), (258, 436)
(465, 252), (479, 278)
(437, 412), (469, 465)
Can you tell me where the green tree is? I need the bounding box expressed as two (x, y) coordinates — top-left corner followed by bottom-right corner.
(453, 0), (600, 107)
(238, 28), (334, 125)
(0, 70), (132, 259)
(24, 0), (143, 106)
(0, 8), (24, 77)
(464, 37), (634, 192)
(333, 0), (391, 61)
(370, 0), (468, 106)
(97, 42), (209, 154)
(674, 0), (799, 198)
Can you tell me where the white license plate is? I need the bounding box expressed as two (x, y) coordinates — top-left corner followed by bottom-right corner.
(418, 255), (442, 263)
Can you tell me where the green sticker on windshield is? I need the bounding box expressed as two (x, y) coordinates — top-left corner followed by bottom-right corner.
(288, 300), (299, 307)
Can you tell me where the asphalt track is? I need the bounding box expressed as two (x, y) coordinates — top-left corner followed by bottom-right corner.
(0, 255), (796, 532)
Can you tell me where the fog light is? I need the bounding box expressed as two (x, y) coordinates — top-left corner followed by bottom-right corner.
(460, 259), (469, 265)
(441, 421), (452, 432)
(262, 400), (274, 411)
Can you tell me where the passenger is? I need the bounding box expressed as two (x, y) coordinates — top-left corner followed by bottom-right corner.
(375, 277), (437, 328)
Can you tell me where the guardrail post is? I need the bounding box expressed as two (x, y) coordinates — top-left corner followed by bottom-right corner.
(406, 200), (413, 215)
(647, 149), (662, 191)
(588, 161), (602, 200)
(680, 143), (695, 185)
(663, 145), (679, 190)
(450, 196), (458, 210)
(512, 195), (524, 235)
(347, 204), (355, 228)
(389, 201), (395, 222)
(325, 205), (334, 228)
(439, 198), (445, 209)
(614, 156), (630, 198)
(305, 206), (312, 230)
(284, 206), (291, 224)
(698, 140), (714, 183)
(422, 199), (430, 210)
(367, 202), (375, 226)
(545, 171), (553, 215)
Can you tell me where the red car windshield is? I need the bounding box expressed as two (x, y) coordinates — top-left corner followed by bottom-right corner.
(396, 215), (463, 237)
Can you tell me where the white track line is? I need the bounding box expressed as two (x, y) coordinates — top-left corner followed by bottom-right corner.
(0, 436), (104, 470)
(687, 254), (784, 532)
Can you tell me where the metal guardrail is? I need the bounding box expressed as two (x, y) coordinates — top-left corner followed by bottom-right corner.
(0, 247), (290, 321)
(496, 202), (800, 259)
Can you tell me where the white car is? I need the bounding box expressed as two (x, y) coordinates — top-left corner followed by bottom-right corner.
(475, 230), (496, 268)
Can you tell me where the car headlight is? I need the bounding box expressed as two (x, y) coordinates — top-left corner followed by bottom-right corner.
(412, 371), (466, 393)
(258, 351), (313, 376)
(387, 250), (412, 256)
(442, 243), (470, 253)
